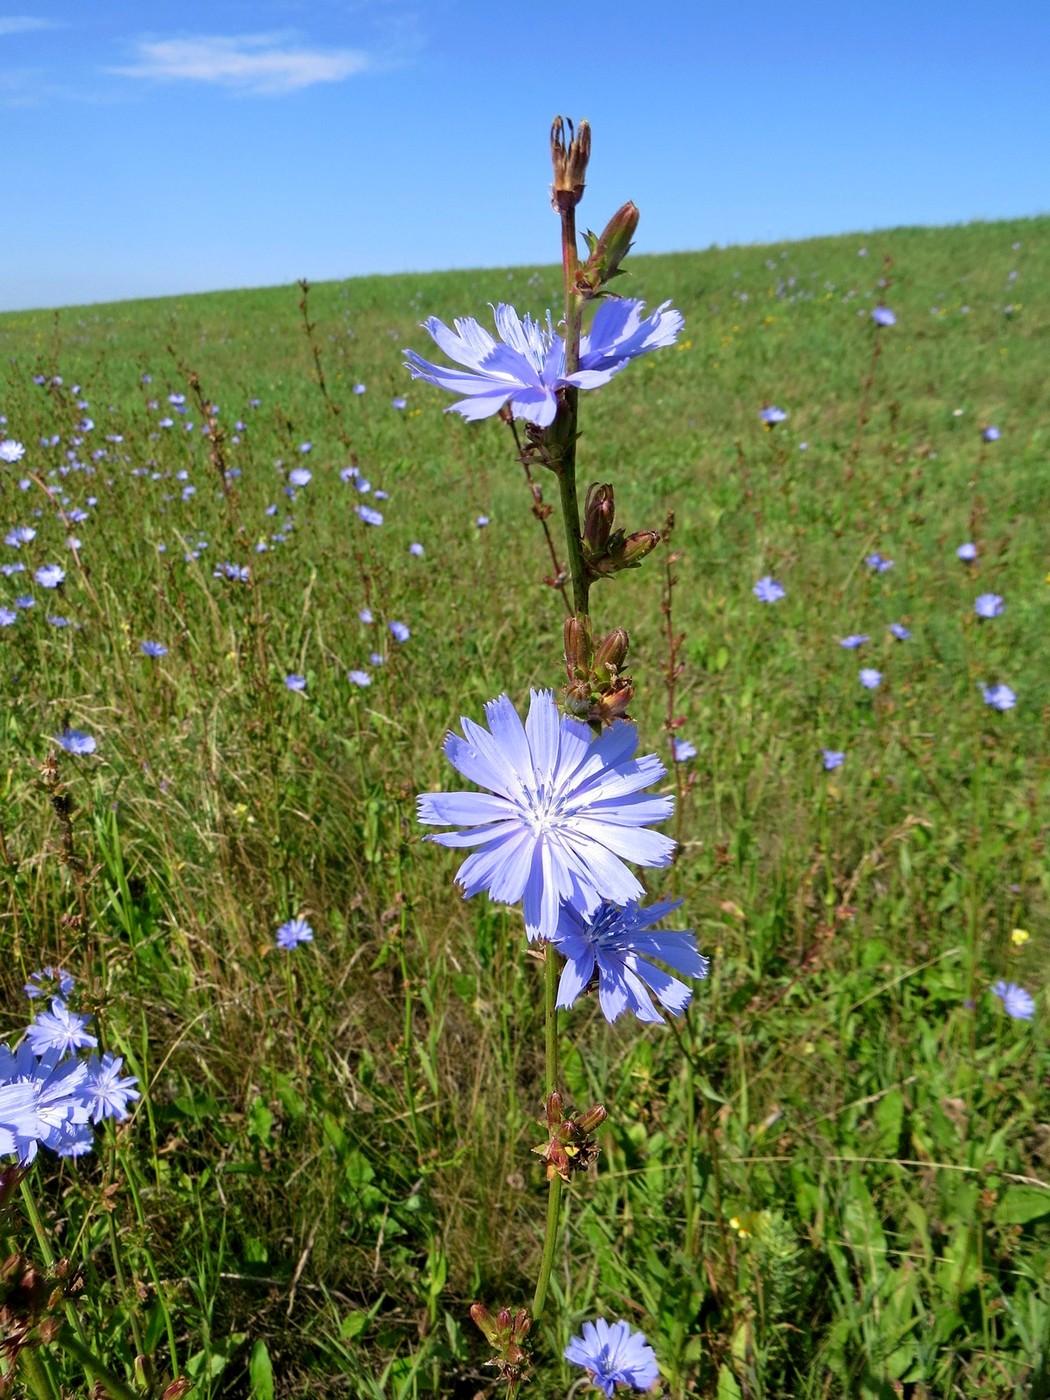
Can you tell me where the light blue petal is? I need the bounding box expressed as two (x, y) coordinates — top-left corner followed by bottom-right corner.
(417, 791), (517, 826)
(524, 689), (561, 790)
(628, 957), (693, 1014)
(570, 818), (675, 866)
(555, 949), (593, 1009)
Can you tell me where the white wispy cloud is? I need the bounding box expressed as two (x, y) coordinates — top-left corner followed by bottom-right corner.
(0, 16), (63, 35)
(111, 32), (370, 96)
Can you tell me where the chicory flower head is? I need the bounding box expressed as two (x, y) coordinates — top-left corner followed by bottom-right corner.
(859, 668), (882, 690)
(753, 576), (785, 603)
(554, 898), (708, 1024)
(822, 749), (845, 770)
(991, 980), (1034, 1020)
(564, 1318), (659, 1398)
(276, 916), (314, 950)
(417, 690), (675, 942)
(974, 593), (1004, 619)
(982, 682), (1016, 711)
(54, 729), (96, 755)
(871, 305), (896, 326)
(404, 298), (683, 428)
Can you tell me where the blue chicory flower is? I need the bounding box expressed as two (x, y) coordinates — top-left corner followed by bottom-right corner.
(564, 1318), (660, 1398)
(553, 898), (708, 1024)
(974, 593), (1004, 619)
(982, 683), (1016, 711)
(276, 917), (314, 950)
(388, 621), (410, 643)
(25, 968), (75, 1000)
(822, 749), (846, 770)
(991, 980), (1034, 1020)
(409, 542), (424, 556)
(859, 668), (882, 690)
(405, 299), (683, 428)
(81, 1052), (139, 1123)
(288, 467), (311, 487)
(956, 542), (977, 562)
(839, 634), (869, 649)
(672, 738), (697, 762)
(982, 425), (1000, 442)
(35, 564), (65, 589)
(888, 622), (911, 640)
(417, 690), (675, 941)
(284, 674), (307, 692)
(0, 608), (16, 627)
(0, 439), (26, 463)
(871, 306), (896, 326)
(140, 640), (168, 657)
(865, 552), (894, 573)
(25, 999), (97, 1056)
(759, 405), (787, 424)
(357, 506), (383, 526)
(54, 729), (96, 755)
(348, 670), (371, 687)
(0, 1042), (92, 1163)
(753, 576), (785, 603)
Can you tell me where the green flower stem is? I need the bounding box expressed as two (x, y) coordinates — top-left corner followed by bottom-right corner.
(19, 1348), (60, 1400)
(531, 942), (564, 1324)
(53, 1332), (143, 1400)
(557, 197), (590, 620)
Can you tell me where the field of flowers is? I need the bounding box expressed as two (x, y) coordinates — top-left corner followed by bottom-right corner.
(0, 180), (1048, 1398)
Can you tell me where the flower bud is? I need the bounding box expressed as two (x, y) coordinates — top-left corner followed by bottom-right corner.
(583, 482), (615, 558)
(577, 202), (640, 296)
(597, 680), (634, 724)
(563, 615), (593, 679)
(594, 529), (660, 576)
(550, 116), (591, 212)
(593, 628), (629, 677)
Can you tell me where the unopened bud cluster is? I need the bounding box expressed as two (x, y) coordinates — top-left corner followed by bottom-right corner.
(582, 482), (660, 578)
(533, 1091), (608, 1183)
(470, 1303), (533, 1387)
(564, 615), (634, 727)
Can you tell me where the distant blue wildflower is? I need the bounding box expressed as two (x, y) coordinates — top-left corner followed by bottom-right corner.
(35, 564), (65, 589)
(276, 916), (314, 950)
(865, 552), (894, 573)
(759, 405), (787, 424)
(15, 595), (34, 609)
(871, 306), (896, 326)
(369, 651), (384, 665)
(54, 729), (96, 755)
(25, 967), (75, 1000)
(405, 299), (683, 427)
(284, 674), (307, 692)
(975, 593), (1004, 619)
(982, 682), (1016, 711)
(215, 562), (250, 582)
(357, 506), (383, 526)
(554, 898), (708, 1024)
(354, 477), (371, 492)
(859, 668), (882, 690)
(753, 576), (785, 603)
(956, 542), (977, 562)
(340, 465), (358, 482)
(288, 467), (311, 487)
(1, 562), (25, 576)
(298, 441), (311, 454)
(0, 609), (16, 627)
(822, 749), (846, 770)
(409, 542), (424, 556)
(46, 615), (70, 628)
(4, 525), (35, 547)
(140, 640), (168, 657)
(353, 383), (366, 395)
(25, 999), (97, 1056)
(0, 439), (25, 463)
(982, 425), (1001, 442)
(888, 622), (911, 640)
(358, 607), (374, 624)
(564, 1318), (660, 1397)
(81, 1052), (139, 1123)
(672, 738), (697, 762)
(839, 634), (869, 649)
(418, 691), (675, 941)
(475, 515), (490, 527)
(389, 621), (410, 643)
(391, 396), (408, 410)
(991, 980), (1034, 1020)
(348, 670), (371, 687)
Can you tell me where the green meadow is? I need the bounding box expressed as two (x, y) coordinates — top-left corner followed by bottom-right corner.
(0, 214), (1048, 1398)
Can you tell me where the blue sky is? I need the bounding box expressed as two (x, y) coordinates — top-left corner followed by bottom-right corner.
(3, 0), (1048, 311)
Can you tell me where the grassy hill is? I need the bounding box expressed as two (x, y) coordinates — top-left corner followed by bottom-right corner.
(0, 215), (1047, 1398)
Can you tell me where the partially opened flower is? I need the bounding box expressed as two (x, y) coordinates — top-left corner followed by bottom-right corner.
(565, 1318), (659, 1397)
(417, 690), (674, 941)
(404, 299), (681, 428)
(553, 898), (708, 1024)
